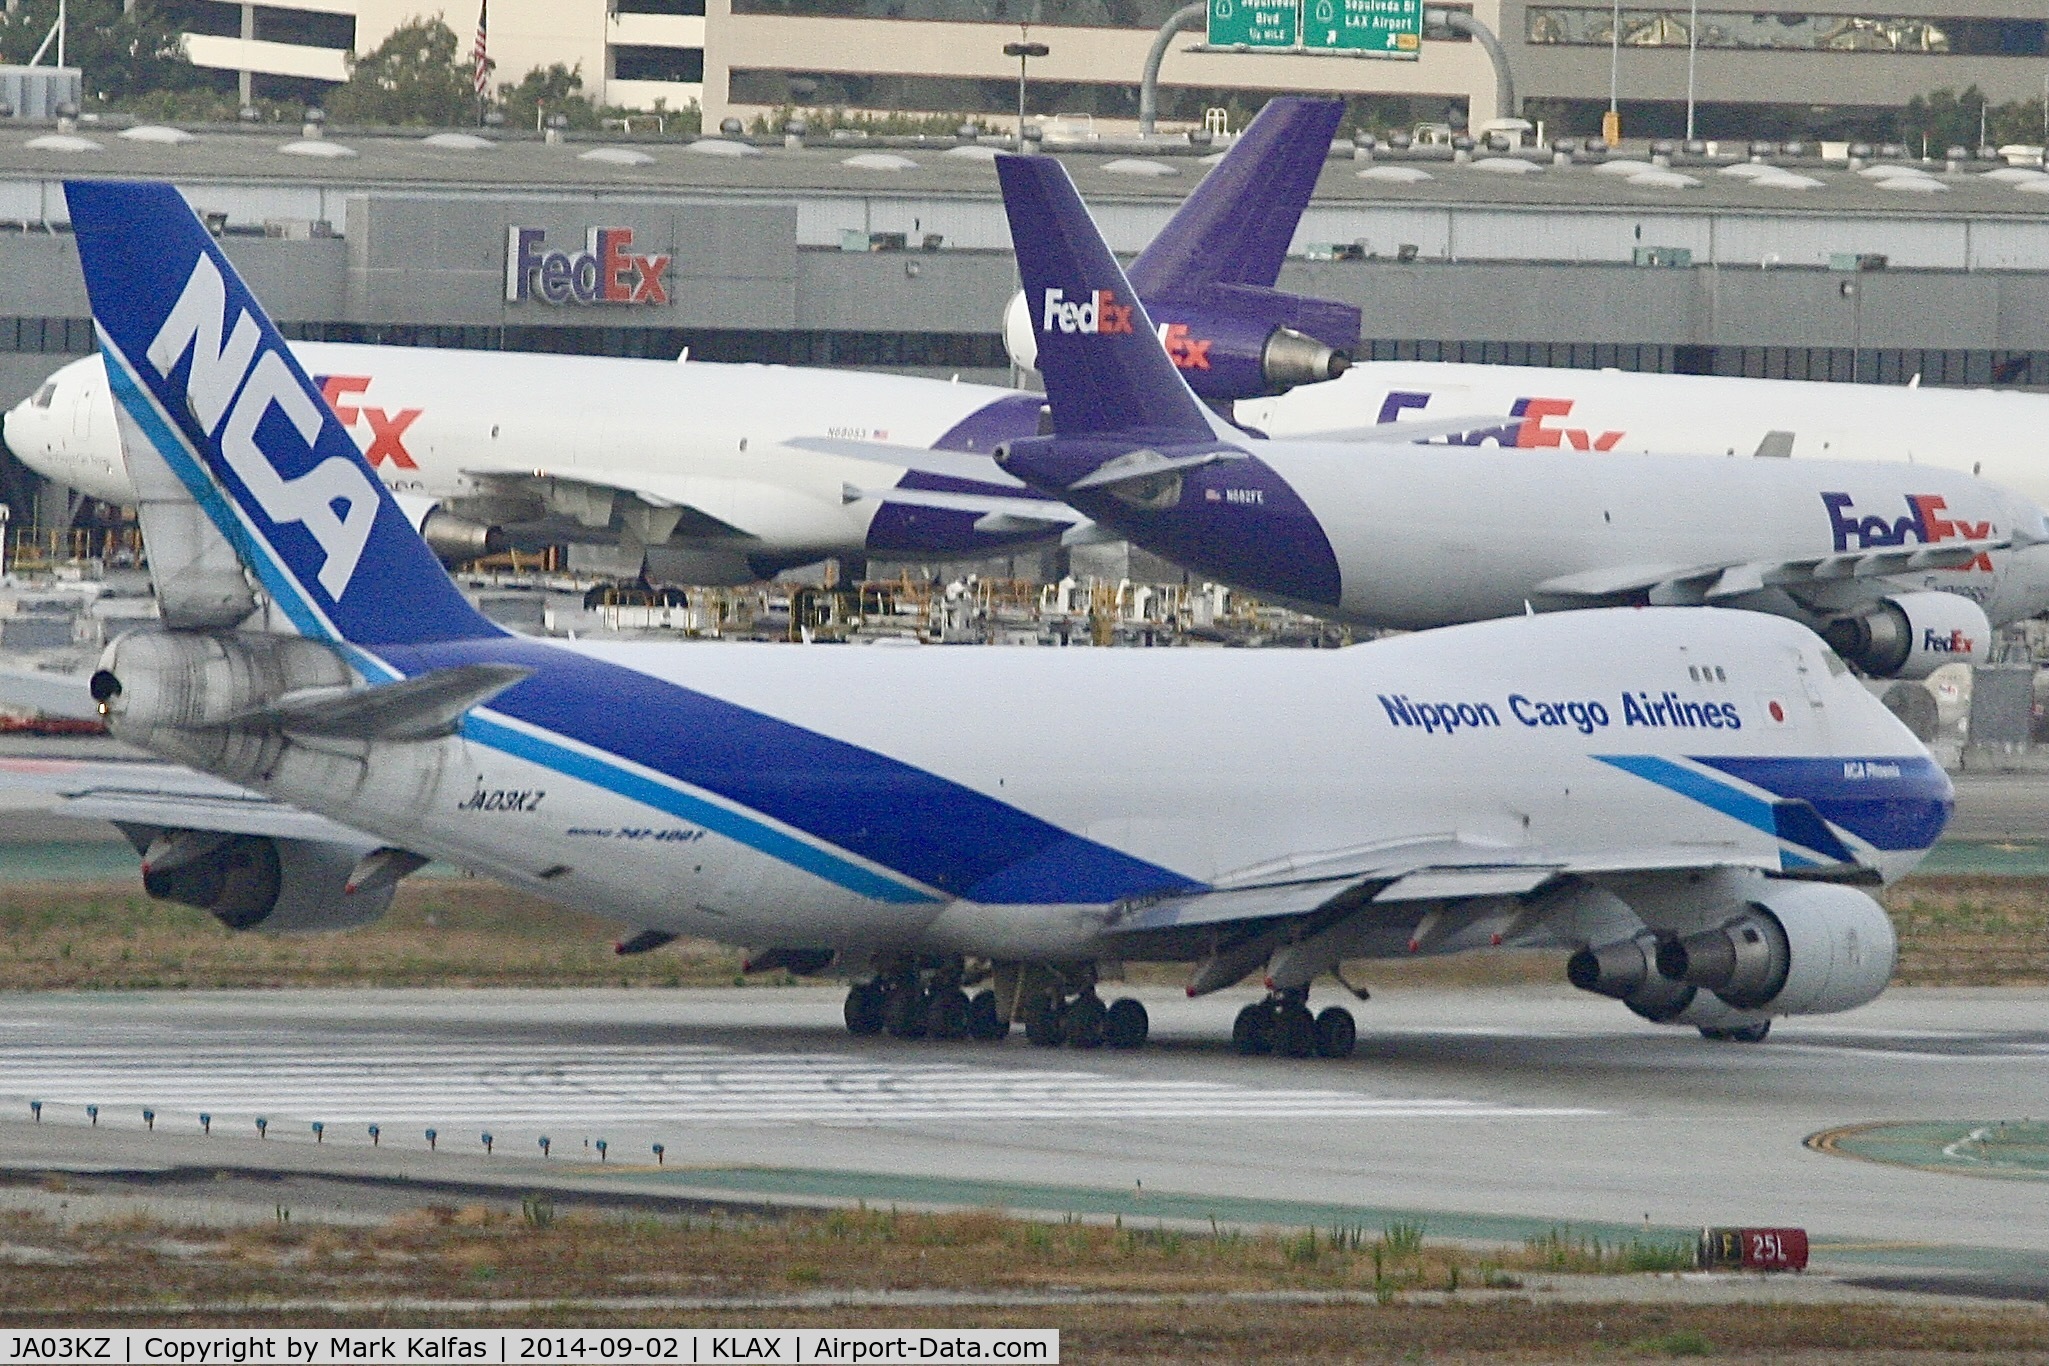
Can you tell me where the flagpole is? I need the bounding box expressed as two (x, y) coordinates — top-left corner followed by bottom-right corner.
(472, 0), (490, 127)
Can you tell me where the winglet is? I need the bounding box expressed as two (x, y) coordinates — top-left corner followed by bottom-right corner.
(995, 155), (1219, 443)
(65, 180), (499, 649)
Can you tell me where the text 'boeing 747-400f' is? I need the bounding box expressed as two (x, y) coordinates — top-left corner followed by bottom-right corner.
(1, 99), (1355, 585)
(46, 175), (1948, 1054)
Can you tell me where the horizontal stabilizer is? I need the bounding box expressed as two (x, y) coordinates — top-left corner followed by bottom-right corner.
(839, 483), (1083, 524)
(1065, 448), (1239, 492)
(789, 437), (1027, 487)
(0, 756), (373, 844)
(224, 663), (532, 741)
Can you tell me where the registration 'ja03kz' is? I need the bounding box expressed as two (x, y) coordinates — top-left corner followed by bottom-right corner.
(0, 1334), (1058, 1365)
(65, 173), (1945, 1060)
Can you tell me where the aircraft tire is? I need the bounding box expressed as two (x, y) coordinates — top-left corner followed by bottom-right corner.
(1313, 1006), (1357, 1059)
(1275, 1001), (1317, 1059)
(1232, 1002), (1273, 1056)
(1104, 997), (1149, 1050)
(1024, 1000), (1064, 1048)
(926, 987), (971, 1041)
(1700, 1021), (1772, 1043)
(844, 982), (886, 1037)
(1062, 994), (1107, 1049)
(883, 983), (929, 1039)
(967, 989), (1009, 1041)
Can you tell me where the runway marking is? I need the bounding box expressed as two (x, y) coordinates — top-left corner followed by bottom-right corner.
(0, 1020), (1601, 1128)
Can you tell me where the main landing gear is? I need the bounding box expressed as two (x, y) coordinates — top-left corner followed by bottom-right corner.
(842, 958), (1150, 1050)
(1231, 988), (1357, 1059)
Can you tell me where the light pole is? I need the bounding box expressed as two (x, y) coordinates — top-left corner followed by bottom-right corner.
(1005, 35), (1049, 151)
(1605, 0), (1621, 143)
(1685, 0), (1699, 141)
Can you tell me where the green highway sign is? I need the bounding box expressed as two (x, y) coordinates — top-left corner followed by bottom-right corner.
(1206, 0), (1300, 48)
(1301, 0), (1423, 55)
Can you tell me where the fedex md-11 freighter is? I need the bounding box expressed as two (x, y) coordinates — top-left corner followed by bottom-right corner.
(2, 99), (1355, 585)
(68, 176), (1945, 1055)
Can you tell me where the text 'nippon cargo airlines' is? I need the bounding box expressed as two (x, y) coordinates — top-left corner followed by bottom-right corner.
(1, 99), (1355, 584)
(60, 174), (1945, 1054)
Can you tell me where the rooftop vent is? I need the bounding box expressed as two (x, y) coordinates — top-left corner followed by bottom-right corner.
(119, 124), (195, 145)
(422, 132), (493, 151)
(1099, 157), (1177, 176)
(1358, 164), (1433, 183)
(580, 146), (654, 165)
(25, 133), (101, 152)
(278, 139), (356, 158)
(686, 138), (761, 157)
(842, 151), (918, 170)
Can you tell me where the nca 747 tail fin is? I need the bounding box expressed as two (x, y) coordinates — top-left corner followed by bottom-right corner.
(66, 180), (495, 649)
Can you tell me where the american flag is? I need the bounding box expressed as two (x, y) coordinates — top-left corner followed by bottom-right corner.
(471, 0), (490, 98)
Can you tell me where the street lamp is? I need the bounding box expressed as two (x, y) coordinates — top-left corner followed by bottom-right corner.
(1605, 0), (1621, 144)
(1685, 0), (1699, 141)
(1004, 35), (1050, 152)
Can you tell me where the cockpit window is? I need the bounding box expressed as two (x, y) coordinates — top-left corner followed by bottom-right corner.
(28, 382), (55, 409)
(1820, 646), (1852, 678)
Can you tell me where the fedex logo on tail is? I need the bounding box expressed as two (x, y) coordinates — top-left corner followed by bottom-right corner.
(145, 254), (377, 598)
(315, 375), (422, 470)
(1041, 287), (1134, 336)
(1376, 391), (1625, 450)
(507, 227), (672, 306)
(1823, 491), (1995, 569)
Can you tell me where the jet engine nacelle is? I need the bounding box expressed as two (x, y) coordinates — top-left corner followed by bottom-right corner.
(1822, 591), (1989, 680)
(1654, 882), (1896, 1015)
(390, 493), (507, 565)
(1002, 289), (1354, 401)
(130, 829), (395, 933)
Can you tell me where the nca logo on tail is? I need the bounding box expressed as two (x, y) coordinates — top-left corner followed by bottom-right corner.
(145, 254), (377, 598)
(1041, 287), (1135, 335)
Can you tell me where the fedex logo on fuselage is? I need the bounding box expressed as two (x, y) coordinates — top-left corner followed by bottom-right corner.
(144, 254), (377, 598)
(506, 226), (672, 306)
(1822, 491), (1995, 570)
(314, 375), (422, 470)
(1041, 287), (1134, 336)
(1376, 390), (1625, 450)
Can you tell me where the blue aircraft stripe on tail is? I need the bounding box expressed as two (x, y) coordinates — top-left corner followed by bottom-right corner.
(66, 179), (499, 648)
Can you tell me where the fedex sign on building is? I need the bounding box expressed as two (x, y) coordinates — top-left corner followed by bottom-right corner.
(506, 226), (672, 306)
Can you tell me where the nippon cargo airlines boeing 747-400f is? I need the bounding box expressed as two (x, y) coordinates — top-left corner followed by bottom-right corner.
(54, 176), (1946, 1053)
(2, 99), (1356, 584)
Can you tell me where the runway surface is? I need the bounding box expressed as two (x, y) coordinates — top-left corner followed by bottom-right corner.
(0, 985), (2044, 1274)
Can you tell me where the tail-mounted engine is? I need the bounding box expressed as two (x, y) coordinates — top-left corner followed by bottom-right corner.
(1822, 591), (1988, 679)
(1003, 286), (1357, 402)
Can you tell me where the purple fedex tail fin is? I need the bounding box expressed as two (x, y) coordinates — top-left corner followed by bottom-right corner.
(995, 154), (1217, 443)
(1127, 97), (1342, 299)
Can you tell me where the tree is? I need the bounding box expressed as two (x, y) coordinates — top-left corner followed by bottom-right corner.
(324, 15), (474, 126)
(0, 0), (204, 106)
(1898, 86), (1988, 154)
(497, 62), (601, 131)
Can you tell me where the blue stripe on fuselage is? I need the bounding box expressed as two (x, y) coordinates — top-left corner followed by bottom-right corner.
(1693, 754), (1952, 853)
(384, 637), (1207, 906)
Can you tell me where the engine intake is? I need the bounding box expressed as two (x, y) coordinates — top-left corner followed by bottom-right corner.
(1822, 591), (1988, 679)
(1654, 883), (1896, 1015)
(130, 830), (397, 933)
